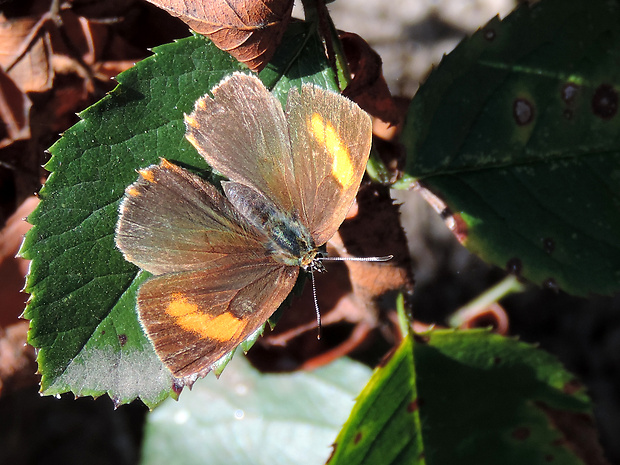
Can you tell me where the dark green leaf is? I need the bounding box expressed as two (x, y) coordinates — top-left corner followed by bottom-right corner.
(402, 0), (620, 296)
(20, 21), (337, 407)
(329, 329), (595, 465)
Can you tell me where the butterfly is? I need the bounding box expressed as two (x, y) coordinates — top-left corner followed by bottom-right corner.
(115, 72), (373, 384)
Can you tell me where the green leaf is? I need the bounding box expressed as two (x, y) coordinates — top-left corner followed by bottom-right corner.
(20, 21), (337, 407)
(402, 0), (620, 296)
(139, 356), (371, 465)
(329, 329), (594, 465)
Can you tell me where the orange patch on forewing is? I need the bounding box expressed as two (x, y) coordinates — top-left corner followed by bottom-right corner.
(165, 293), (246, 342)
(139, 168), (156, 183)
(126, 186), (141, 197)
(197, 98), (208, 110)
(184, 114), (200, 129)
(308, 113), (355, 188)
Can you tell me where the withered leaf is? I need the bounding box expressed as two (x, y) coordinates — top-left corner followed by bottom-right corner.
(0, 11), (53, 94)
(341, 31), (400, 126)
(145, 0), (294, 71)
(0, 69), (31, 148)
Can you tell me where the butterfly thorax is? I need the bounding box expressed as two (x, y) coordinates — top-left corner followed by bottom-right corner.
(222, 181), (318, 267)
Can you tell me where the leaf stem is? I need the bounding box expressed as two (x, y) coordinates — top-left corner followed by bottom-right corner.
(448, 274), (526, 328)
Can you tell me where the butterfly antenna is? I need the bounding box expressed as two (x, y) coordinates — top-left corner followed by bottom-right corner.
(320, 255), (393, 263)
(310, 270), (322, 340)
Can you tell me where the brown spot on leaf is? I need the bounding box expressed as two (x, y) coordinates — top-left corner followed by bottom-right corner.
(513, 98), (535, 125)
(118, 334), (127, 346)
(562, 378), (583, 395)
(512, 426), (530, 441)
(407, 399), (418, 413)
(591, 84), (618, 119)
(354, 432), (362, 444)
(536, 402), (608, 465)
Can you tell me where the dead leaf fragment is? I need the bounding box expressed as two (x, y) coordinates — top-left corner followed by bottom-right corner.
(0, 69), (32, 148)
(0, 322), (37, 397)
(145, 0), (294, 71)
(0, 9), (54, 94)
(341, 31), (401, 126)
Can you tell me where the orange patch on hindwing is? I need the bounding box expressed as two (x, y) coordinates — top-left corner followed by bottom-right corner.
(166, 293), (246, 342)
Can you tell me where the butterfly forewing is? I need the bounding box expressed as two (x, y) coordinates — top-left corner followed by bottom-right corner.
(138, 259), (299, 380)
(185, 73), (302, 215)
(286, 84), (372, 246)
(116, 160), (268, 275)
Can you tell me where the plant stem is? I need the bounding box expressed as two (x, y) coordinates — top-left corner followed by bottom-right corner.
(448, 274), (526, 327)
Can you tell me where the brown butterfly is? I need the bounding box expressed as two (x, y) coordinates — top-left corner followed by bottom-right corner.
(115, 73), (373, 385)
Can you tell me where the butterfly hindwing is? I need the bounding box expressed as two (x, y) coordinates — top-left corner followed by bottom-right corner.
(137, 259), (299, 380)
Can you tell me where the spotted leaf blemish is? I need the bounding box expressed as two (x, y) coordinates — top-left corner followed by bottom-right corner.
(591, 84), (618, 119)
(513, 98), (535, 125)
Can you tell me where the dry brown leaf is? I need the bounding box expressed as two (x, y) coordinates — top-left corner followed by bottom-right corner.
(145, 0), (294, 71)
(0, 322), (37, 397)
(341, 31), (401, 126)
(0, 7), (54, 94)
(332, 182), (414, 318)
(0, 69), (32, 149)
